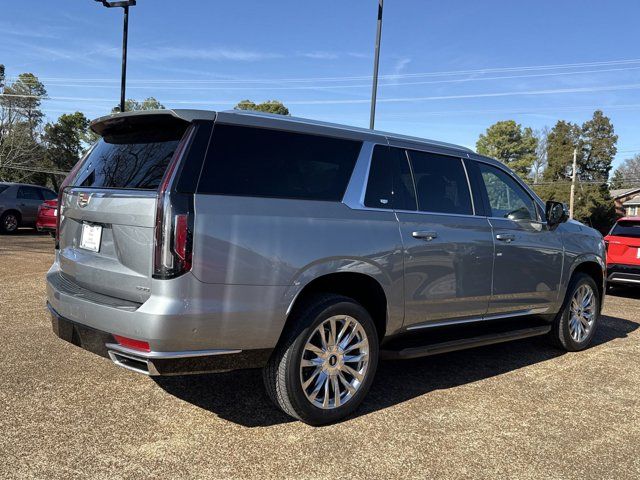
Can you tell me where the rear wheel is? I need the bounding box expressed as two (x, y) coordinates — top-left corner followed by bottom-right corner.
(263, 294), (379, 425)
(0, 212), (20, 234)
(549, 273), (601, 351)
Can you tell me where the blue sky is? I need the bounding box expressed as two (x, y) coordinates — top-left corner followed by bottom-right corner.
(2, 0), (640, 169)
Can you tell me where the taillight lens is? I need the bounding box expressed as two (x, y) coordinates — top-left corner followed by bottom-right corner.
(55, 144), (96, 249)
(153, 127), (195, 279)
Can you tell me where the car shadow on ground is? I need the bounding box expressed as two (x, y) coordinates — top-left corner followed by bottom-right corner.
(0, 230), (54, 255)
(154, 312), (639, 428)
(607, 285), (640, 300)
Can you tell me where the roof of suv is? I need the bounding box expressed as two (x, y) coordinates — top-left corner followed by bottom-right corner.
(0, 182), (52, 188)
(90, 108), (473, 154)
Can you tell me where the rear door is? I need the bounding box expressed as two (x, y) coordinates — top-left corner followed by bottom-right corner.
(58, 116), (194, 303)
(17, 186), (44, 224)
(395, 148), (494, 328)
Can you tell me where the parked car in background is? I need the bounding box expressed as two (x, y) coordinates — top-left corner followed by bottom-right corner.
(36, 199), (58, 236)
(47, 109), (605, 425)
(0, 182), (57, 234)
(605, 216), (640, 287)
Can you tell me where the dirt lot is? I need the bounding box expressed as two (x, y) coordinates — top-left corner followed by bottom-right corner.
(1, 232), (639, 479)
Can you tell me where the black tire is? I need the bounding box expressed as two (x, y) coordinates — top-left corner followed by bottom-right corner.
(0, 211), (20, 234)
(263, 294), (379, 425)
(549, 272), (601, 351)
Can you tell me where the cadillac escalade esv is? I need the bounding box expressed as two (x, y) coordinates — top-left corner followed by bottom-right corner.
(47, 109), (605, 425)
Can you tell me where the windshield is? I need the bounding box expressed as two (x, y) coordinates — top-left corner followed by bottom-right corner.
(72, 126), (187, 190)
(610, 220), (640, 238)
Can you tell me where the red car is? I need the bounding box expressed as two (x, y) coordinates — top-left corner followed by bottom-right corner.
(605, 217), (640, 287)
(36, 199), (58, 235)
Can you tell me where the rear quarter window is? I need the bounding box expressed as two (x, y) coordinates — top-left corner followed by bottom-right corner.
(197, 125), (362, 201)
(0, 185), (9, 195)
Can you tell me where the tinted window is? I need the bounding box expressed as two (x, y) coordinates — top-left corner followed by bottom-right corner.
(41, 189), (57, 200)
(72, 125), (187, 190)
(0, 185), (9, 194)
(611, 220), (640, 238)
(477, 163), (537, 221)
(17, 186), (42, 200)
(407, 151), (472, 215)
(198, 125), (362, 201)
(364, 146), (416, 210)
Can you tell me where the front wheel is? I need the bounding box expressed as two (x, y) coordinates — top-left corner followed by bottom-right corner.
(0, 212), (20, 234)
(549, 273), (601, 351)
(263, 294), (379, 425)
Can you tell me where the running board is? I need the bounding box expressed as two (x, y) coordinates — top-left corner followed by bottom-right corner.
(380, 325), (551, 360)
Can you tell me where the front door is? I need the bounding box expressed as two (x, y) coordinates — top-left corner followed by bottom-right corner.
(473, 161), (564, 315)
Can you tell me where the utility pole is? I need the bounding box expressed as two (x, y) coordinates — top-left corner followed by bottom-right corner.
(369, 0), (384, 130)
(94, 1), (137, 113)
(569, 147), (577, 219)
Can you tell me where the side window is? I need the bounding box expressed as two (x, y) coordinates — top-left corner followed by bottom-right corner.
(17, 186), (42, 200)
(198, 125), (362, 201)
(477, 163), (537, 221)
(364, 146), (416, 210)
(41, 189), (57, 200)
(407, 150), (473, 215)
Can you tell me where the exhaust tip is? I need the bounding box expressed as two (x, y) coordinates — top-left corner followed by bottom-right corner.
(108, 350), (152, 375)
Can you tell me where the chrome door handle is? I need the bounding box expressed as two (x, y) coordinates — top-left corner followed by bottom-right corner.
(496, 233), (515, 242)
(412, 231), (438, 241)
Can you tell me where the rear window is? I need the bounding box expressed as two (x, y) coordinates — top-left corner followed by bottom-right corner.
(610, 220), (640, 238)
(198, 125), (362, 201)
(72, 125), (187, 190)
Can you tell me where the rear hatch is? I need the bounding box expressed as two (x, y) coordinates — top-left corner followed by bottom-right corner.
(58, 113), (191, 303)
(606, 219), (640, 265)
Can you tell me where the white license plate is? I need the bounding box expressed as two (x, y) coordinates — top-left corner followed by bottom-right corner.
(80, 223), (102, 252)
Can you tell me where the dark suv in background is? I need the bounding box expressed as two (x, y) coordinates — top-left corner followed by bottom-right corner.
(0, 182), (57, 234)
(47, 109), (605, 425)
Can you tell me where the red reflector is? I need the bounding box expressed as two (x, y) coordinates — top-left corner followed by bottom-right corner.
(113, 335), (150, 352)
(174, 214), (189, 263)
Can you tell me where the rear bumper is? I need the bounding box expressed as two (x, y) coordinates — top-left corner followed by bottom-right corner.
(48, 303), (271, 375)
(36, 218), (56, 231)
(607, 264), (640, 286)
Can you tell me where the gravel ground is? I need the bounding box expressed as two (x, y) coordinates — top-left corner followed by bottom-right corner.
(1, 232), (639, 479)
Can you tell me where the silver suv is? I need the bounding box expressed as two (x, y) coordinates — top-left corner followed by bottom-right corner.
(46, 109), (605, 425)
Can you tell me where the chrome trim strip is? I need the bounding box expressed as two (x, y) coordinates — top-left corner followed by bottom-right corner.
(406, 307), (550, 331)
(105, 343), (242, 359)
(461, 158), (476, 216)
(608, 277), (640, 284)
(342, 141), (376, 209)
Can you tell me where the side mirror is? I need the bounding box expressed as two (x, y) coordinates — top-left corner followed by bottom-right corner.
(546, 200), (568, 227)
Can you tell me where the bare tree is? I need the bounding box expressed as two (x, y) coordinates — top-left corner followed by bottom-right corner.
(532, 126), (550, 184)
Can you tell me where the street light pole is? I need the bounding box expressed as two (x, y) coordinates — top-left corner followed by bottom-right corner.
(120, 4), (129, 114)
(94, 0), (136, 113)
(369, 0), (384, 130)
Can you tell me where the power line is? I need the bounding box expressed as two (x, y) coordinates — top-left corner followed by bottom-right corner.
(6, 57), (640, 85)
(0, 165), (69, 176)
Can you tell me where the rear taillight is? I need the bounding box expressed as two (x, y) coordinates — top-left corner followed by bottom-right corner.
(55, 145), (95, 249)
(153, 127), (195, 279)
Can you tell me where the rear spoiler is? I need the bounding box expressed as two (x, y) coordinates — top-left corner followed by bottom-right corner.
(90, 109), (217, 137)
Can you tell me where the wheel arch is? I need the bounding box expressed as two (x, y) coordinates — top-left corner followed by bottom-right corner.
(569, 255), (605, 310)
(282, 271), (390, 345)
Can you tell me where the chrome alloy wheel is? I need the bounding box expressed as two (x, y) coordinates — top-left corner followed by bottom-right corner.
(3, 214), (18, 232)
(569, 284), (596, 342)
(299, 315), (370, 410)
